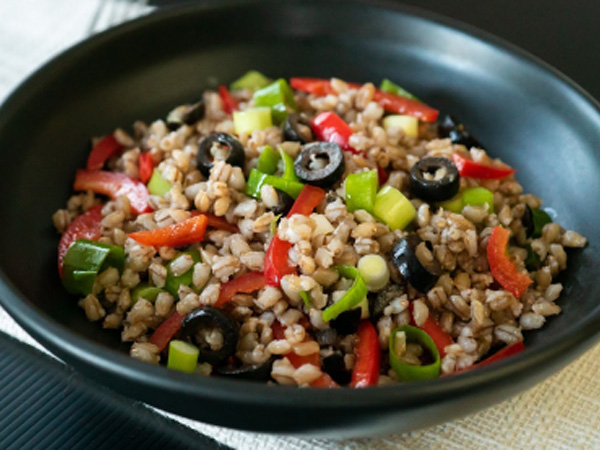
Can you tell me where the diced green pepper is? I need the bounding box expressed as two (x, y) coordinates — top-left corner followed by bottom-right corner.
(167, 340), (199, 373)
(531, 208), (552, 238)
(245, 168), (304, 200)
(373, 186), (416, 230)
(132, 283), (164, 304)
(257, 145), (280, 175)
(147, 168), (172, 196)
(230, 70), (271, 91)
(462, 187), (494, 213)
(345, 170), (378, 213)
(438, 193), (464, 213)
(389, 325), (441, 382)
(165, 250), (202, 297)
(62, 239), (125, 296)
(253, 79), (297, 124)
(233, 107), (272, 135)
(322, 266), (368, 322)
(379, 78), (421, 102)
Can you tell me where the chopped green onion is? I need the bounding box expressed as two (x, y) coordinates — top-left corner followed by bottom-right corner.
(383, 115), (419, 138)
(245, 168), (304, 200)
(438, 193), (464, 213)
(253, 79), (297, 124)
(300, 290), (311, 309)
(357, 254), (390, 292)
(132, 283), (164, 304)
(345, 170), (378, 213)
(389, 325), (440, 382)
(257, 145), (280, 174)
(230, 70), (271, 91)
(147, 168), (172, 196)
(379, 79), (421, 102)
(373, 186), (416, 230)
(167, 340), (199, 373)
(322, 266), (368, 322)
(233, 107), (272, 135)
(62, 239), (125, 296)
(531, 208), (552, 237)
(165, 250), (202, 297)
(462, 187), (494, 213)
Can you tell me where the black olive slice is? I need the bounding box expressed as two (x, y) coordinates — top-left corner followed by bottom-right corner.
(197, 132), (245, 178)
(294, 142), (345, 188)
(283, 113), (314, 143)
(390, 234), (441, 293)
(270, 188), (295, 216)
(166, 100), (205, 130)
(216, 357), (274, 381)
(181, 306), (239, 364)
(410, 157), (460, 202)
(321, 353), (351, 385)
(368, 284), (405, 320)
(329, 308), (362, 335)
(437, 114), (481, 149)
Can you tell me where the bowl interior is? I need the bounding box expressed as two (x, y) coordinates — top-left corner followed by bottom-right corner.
(0, 0), (599, 435)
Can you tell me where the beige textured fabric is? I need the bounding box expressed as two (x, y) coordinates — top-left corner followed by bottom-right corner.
(1, 1), (599, 448)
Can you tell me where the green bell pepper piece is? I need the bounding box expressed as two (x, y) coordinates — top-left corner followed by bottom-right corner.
(245, 169), (304, 200)
(230, 70), (271, 91)
(379, 79), (421, 102)
(233, 107), (272, 135)
(462, 187), (494, 213)
(253, 79), (297, 124)
(257, 145), (280, 175)
(531, 208), (552, 238)
(165, 250), (202, 297)
(345, 170), (378, 213)
(147, 168), (172, 196)
(322, 266), (368, 322)
(438, 193), (464, 213)
(132, 283), (164, 304)
(62, 239), (125, 296)
(389, 325), (441, 382)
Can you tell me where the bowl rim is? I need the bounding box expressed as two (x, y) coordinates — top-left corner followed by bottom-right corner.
(1, 0), (599, 413)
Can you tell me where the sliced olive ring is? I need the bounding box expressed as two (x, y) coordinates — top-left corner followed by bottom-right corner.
(166, 100), (205, 130)
(410, 157), (460, 202)
(321, 353), (351, 385)
(197, 132), (245, 178)
(437, 113), (481, 149)
(216, 357), (274, 381)
(181, 306), (239, 364)
(391, 234), (442, 293)
(329, 308), (362, 335)
(294, 142), (345, 188)
(283, 113), (314, 143)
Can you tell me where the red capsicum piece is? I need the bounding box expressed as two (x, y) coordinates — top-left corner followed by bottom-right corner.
(310, 111), (361, 155)
(215, 271), (266, 307)
(138, 152), (154, 184)
(218, 85), (239, 114)
(450, 341), (525, 376)
(409, 303), (454, 358)
(128, 214), (208, 248)
(74, 169), (152, 215)
(452, 153), (516, 179)
(487, 226), (532, 298)
(290, 77), (439, 122)
(191, 211), (239, 233)
(57, 204), (103, 277)
(149, 312), (184, 353)
(350, 320), (380, 388)
(86, 134), (123, 171)
(264, 185), (325, 286)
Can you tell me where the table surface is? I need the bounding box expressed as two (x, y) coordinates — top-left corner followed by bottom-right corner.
(1, 1), (599, 448)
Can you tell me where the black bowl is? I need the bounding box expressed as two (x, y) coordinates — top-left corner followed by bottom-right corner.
(0, 0), (599, 437)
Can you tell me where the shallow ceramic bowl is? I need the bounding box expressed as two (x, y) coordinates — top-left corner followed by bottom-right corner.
(0, 0), (598, 437)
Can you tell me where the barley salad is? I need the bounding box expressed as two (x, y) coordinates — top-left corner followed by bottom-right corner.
(53, 73), (587, 387)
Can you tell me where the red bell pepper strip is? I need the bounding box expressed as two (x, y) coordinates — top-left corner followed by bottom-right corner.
(218, 85), (239, 114)
(452, 153), (516, 179)
(149, 312), (184, 353)
(350, 320), (380, 388)
(487, 226), (532, 298)
(86, 134), (123, 171)
(291, 77), (439, 122)
(310, 373), (339, 388)
(409, 303), (454, 358)
(74, 169), (152, 215)
(128, 214), (208, 248)
(451, 341), (525, 376)
(264, 185), (325, 286)
(57, 204), (103, 277)
(191, 211), (239, 233)
(215, 271), (266, 308)
(376, 165), (389, 186)
(311, 112), (361, 155)
(138, 152), (154, 184)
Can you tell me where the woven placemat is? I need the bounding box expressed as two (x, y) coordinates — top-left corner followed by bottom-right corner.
(1, 1), (599, 448)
